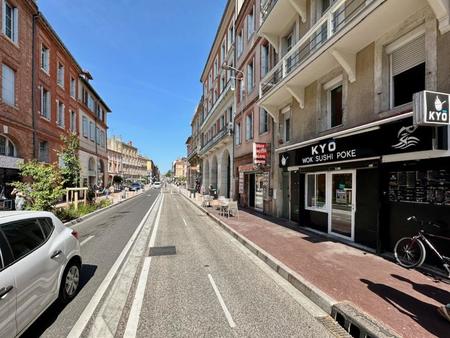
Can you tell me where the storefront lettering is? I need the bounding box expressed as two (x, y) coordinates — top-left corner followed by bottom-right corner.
(311, 141), (336, 155)
(302, 149), (356, 164)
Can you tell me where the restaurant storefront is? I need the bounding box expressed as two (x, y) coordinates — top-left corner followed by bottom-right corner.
(279, 113), (449, 254)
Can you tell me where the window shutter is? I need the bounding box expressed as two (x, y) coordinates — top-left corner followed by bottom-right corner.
(391, 35), (425, 76)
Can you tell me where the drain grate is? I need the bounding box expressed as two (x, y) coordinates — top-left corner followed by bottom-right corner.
(317, 316), (352, 338)
(149, 246), (176, 256)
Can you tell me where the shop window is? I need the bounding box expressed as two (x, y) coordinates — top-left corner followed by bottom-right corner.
(387, 31), (425, 108)
(306, 173), (326, 210)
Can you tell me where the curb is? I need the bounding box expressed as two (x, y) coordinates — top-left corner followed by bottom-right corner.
(180, 192), (401, 338)
(63, 191), (146, 227)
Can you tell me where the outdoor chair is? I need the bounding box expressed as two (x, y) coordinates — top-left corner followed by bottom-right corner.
(227, 201), (239, 219)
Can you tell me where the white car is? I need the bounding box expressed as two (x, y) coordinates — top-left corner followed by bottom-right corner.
(152, 182), (161, 189)
(0, 211), (81, 338)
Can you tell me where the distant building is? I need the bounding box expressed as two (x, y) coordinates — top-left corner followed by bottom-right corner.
(107, 137), (149, 182)
(172, 158), (187, 178)
(146, 159), (160, 181)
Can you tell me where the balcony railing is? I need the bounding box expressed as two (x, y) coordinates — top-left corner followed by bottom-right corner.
(260, 0), (278, 23)
(260, 0), (373, 97)
(201, 80), (232, 128)
(199, 126), (231, 155)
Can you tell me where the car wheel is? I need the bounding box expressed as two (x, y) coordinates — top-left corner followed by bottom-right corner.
(60, 261), (81, 303)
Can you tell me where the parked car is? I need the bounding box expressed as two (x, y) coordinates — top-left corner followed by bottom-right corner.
(129, 182), (141, 191)
(0, 211), (81, 338)
(152, 182), (161, 189)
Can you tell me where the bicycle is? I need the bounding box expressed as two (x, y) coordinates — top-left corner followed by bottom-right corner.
(394, 216), (450, 278)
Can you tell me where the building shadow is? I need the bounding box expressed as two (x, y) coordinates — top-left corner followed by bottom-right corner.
(360, 278), (449, 337)
(391, 274), (450, 305)
(21, 264), (97, 338)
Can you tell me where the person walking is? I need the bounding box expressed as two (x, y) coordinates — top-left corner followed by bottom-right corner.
(438, 304), (450, 323)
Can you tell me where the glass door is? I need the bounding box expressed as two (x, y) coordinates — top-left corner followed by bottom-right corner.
(329, 171), (355, 240)
(255, 174), (264, 211)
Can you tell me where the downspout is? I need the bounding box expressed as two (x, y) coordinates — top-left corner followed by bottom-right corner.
(31, 14), (38, 159)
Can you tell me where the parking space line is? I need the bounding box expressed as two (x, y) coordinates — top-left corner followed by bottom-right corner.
(208, 274), (236, 328)
(80, 235), (94, 246)
(124, 194), (165, 338)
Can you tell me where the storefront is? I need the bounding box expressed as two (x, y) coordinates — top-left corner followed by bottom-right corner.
(279, 113), (449, 254)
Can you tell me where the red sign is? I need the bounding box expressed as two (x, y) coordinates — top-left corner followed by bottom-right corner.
(253, 143), (269, 165)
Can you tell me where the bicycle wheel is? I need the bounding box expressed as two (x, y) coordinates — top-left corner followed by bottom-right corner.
(394, 237), (426, 268)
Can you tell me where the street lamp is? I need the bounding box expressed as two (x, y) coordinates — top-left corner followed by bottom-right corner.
(222, 62), (244, 79)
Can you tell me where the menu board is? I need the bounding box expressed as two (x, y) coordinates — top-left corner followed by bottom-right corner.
(388, 169), (450, 205)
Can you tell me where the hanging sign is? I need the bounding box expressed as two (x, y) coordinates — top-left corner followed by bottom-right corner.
(414, 90), (450, 126)
(253, 142), (269, 165)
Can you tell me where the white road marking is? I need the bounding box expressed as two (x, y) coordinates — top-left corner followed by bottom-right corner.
(80, 235), (94, 246)
(208, 274), (236, 328)
(124, 194), (165, 338)
(182, 217), (187, 226)
(67, 193), (161, 338)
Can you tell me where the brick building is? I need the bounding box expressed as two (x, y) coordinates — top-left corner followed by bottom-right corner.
(0, 0), (37, 200)
(233, 0), (276, 213)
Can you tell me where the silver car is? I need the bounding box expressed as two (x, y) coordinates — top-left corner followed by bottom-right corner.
(0, 211), (82, 337)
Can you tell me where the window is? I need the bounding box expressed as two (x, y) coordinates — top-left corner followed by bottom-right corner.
(1, 64), (15, 106)
(39, 141), (49, 162)
(87, 94), (95, 112)
(235, 122), (241, 145)
(261, 43), (269, 77)
(96, 127), (100, 145)
(57, 63), (65, 88)
(39, 218), (54, 238)
(329, 85), (343, 127)
(388, 33), (425, 108)
(40, 87), (51, 119)
(237, 30), (243, 57)
(41, 45), (50, 72)
(56, 101), (65, 127)
(0, 135), (15, 157)
(259, 109), (269, 134)
(245, 114), (253, 140)
(221, 40), (226, 61)
(247, 7), (254, 39)
(70, 77), (76, 98)
(89, 121), (95, 141)
(2, 1), (18, 43)
(100, 130), (105, 147)
(82, 116), (88, 137)
(239, 77), (245, 103)
(1, 219), (46, 262)
(70, 110), (76, 132)
(247, 59), (254, 93)
(306, 173), (326, 210)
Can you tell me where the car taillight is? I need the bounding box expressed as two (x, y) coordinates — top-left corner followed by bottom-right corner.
(71, 230), (79, 239)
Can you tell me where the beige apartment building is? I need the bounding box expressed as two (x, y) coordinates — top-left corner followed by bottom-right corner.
(172, 158), (187, 178)
(107, 137), (148, 182)
(199, 0), (236, 198)
(257, 0), (450, 253)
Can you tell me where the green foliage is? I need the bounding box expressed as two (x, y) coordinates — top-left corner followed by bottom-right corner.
(12, 161), (64, 211)
(55, 198), (113, 222)
(165, 170), (173, 177)
(58, 133), (81, 188)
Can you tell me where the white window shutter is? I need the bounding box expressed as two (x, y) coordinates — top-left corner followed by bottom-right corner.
(391, 35), (425, 76)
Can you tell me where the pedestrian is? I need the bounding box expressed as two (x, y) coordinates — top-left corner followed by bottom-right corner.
(11, 188), (25, 211)
(438, 303), (450, 323)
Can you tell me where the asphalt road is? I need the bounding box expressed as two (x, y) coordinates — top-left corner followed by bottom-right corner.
(123, 192), (334, 337)
(21, 189), (160, 338)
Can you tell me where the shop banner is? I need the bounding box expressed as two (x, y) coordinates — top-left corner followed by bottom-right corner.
(414, 90), (450, 126)
(253, 142), (269, 165)
(279, 117), (434, 167)
(238, 172), (244, 194)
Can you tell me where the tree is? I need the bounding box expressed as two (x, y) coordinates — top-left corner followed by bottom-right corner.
(58, 133), (81, 187)
(113, 175), (123, 185)
(165, 170), (173, 177)
(12, 161), (64, 211)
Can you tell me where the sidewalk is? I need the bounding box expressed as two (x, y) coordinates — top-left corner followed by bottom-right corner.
(180, 189), (450, 338)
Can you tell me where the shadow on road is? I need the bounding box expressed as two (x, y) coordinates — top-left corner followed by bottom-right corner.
(360, 278), (449, 337)
(20, 264), (97, 338)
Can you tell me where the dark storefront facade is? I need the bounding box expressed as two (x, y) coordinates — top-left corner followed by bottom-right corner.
(279, 114), (450, 257)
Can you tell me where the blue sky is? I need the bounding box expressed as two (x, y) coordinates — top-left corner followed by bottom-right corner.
(39, 0), (226, 173)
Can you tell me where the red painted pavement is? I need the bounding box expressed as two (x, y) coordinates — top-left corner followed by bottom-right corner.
(205, 205), (450, 338)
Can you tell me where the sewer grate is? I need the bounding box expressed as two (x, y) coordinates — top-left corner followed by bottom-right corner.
(149, 246), (176, 256)
(316, 316), (352, 338)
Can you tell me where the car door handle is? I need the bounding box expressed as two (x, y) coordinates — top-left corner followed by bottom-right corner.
(50, 250), (63, 259)
(0, 285), (13, 300)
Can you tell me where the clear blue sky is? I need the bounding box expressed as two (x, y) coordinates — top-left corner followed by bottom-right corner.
(39, 0), (226, 173)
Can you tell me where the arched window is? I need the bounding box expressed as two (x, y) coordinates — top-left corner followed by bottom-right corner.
(88, 157), (95, 171)
(0, 135), (16, 157)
